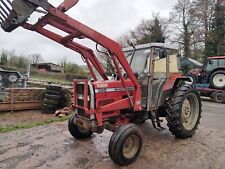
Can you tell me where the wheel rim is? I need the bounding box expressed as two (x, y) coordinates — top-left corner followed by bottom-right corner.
(123, 134), (140, 159)
(181, 93), (199, 130)
(71, 116), (90, 134)
(187, 76), (194, 84)
(216, 95), (222, 101)
(215, 93), (224, 102)
(8, 74), (18, 83)
(78, 126), (90, 133)
(188, 76), (194, 83)
(213, 74), (225, 87)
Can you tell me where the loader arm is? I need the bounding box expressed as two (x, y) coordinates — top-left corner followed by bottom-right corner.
(0, 0), (142, 110)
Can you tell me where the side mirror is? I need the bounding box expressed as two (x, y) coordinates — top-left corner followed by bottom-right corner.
(159, 48), (167, 59)
(208, 60), (213, 65)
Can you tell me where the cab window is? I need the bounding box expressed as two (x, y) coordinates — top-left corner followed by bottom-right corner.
(219, 59), (225, 66)
(206, 59), (218, 71)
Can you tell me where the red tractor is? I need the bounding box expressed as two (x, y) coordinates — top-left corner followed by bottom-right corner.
(187, 56), (225, 89)
(0, 0), (202, 166)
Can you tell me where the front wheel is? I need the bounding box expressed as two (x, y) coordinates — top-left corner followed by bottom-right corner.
(68, 114), (93, 139)
(166, 84), (202, 138)
(108, 124), (143, 166)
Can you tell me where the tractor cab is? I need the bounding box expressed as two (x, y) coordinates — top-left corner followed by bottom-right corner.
(204, 57), (225, 73)
(0, 69), (22, 88)
(187, 56), (225, 89)
(123, 43), (181, 109)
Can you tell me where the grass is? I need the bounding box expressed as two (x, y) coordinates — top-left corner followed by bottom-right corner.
(31, 73), (70, 83)
(30, 69), (89, 84)
(0, 116), (70, 133)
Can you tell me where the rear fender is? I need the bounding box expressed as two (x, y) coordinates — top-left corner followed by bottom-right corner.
(163, 74), (190, 92)
(158, 76), (190, 107)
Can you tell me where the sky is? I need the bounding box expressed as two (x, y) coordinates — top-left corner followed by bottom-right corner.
(0, 0), (177, 65)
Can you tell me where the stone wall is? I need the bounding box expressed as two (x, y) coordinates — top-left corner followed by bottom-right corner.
(1, 88), (46, 102)
(27, 80), (72, 88)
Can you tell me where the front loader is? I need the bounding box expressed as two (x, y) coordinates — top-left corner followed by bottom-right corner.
(0, 0), (202, 166)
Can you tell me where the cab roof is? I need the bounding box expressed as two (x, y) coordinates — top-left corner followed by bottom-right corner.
(122, 43), (179, 52)
(208, 56), (225, 59)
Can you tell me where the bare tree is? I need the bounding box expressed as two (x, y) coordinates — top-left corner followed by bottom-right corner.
(31, 53), (43, 65)
(193, 0), (216, 58)
(95, 45), (115, 76)
(170, 0), (197, 58)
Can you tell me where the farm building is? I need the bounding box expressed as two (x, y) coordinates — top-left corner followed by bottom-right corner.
(32, 63), (64, 73)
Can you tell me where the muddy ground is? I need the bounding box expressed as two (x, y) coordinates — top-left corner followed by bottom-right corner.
(0, 110), (54, 126)
(0, 102), (225, 169)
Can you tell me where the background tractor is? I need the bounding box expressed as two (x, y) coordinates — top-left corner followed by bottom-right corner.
(187, 56), (225, 89)
(0, 68), (21, 88)
(0, 0), (202, 166)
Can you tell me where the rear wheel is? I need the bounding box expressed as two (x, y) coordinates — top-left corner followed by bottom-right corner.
(212, 92), (225, 103)
(209, 70), (225, 89)
(108, 124), (143, 166)
(166, 84), (202, 138)
(68, 114), (93, 139)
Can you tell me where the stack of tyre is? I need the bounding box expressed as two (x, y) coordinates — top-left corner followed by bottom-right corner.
(42, 85), (68, 114)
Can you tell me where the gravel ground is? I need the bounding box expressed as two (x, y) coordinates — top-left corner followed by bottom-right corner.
(0, 119), (224, 169)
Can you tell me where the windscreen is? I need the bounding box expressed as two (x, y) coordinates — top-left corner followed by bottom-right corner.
(125, 49), (150, 74)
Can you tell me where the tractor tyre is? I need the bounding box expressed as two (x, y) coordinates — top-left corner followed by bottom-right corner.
(166, 84), (202, 138)
(186, 73), (197, 84)
(8, 73), (19, 83)
(46, 85), (63, 91)
(43, 98), (59, 105)
(42, 104), (57, 114)
(209, 70), (225, 89)
(44, 94), (61, 101)
(212, 92), (225, 103)
(58, 93), (70, 108)
(68, 114), (93, 139)
(108, 124), (143, 166)
(46, 89), (62, 95)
